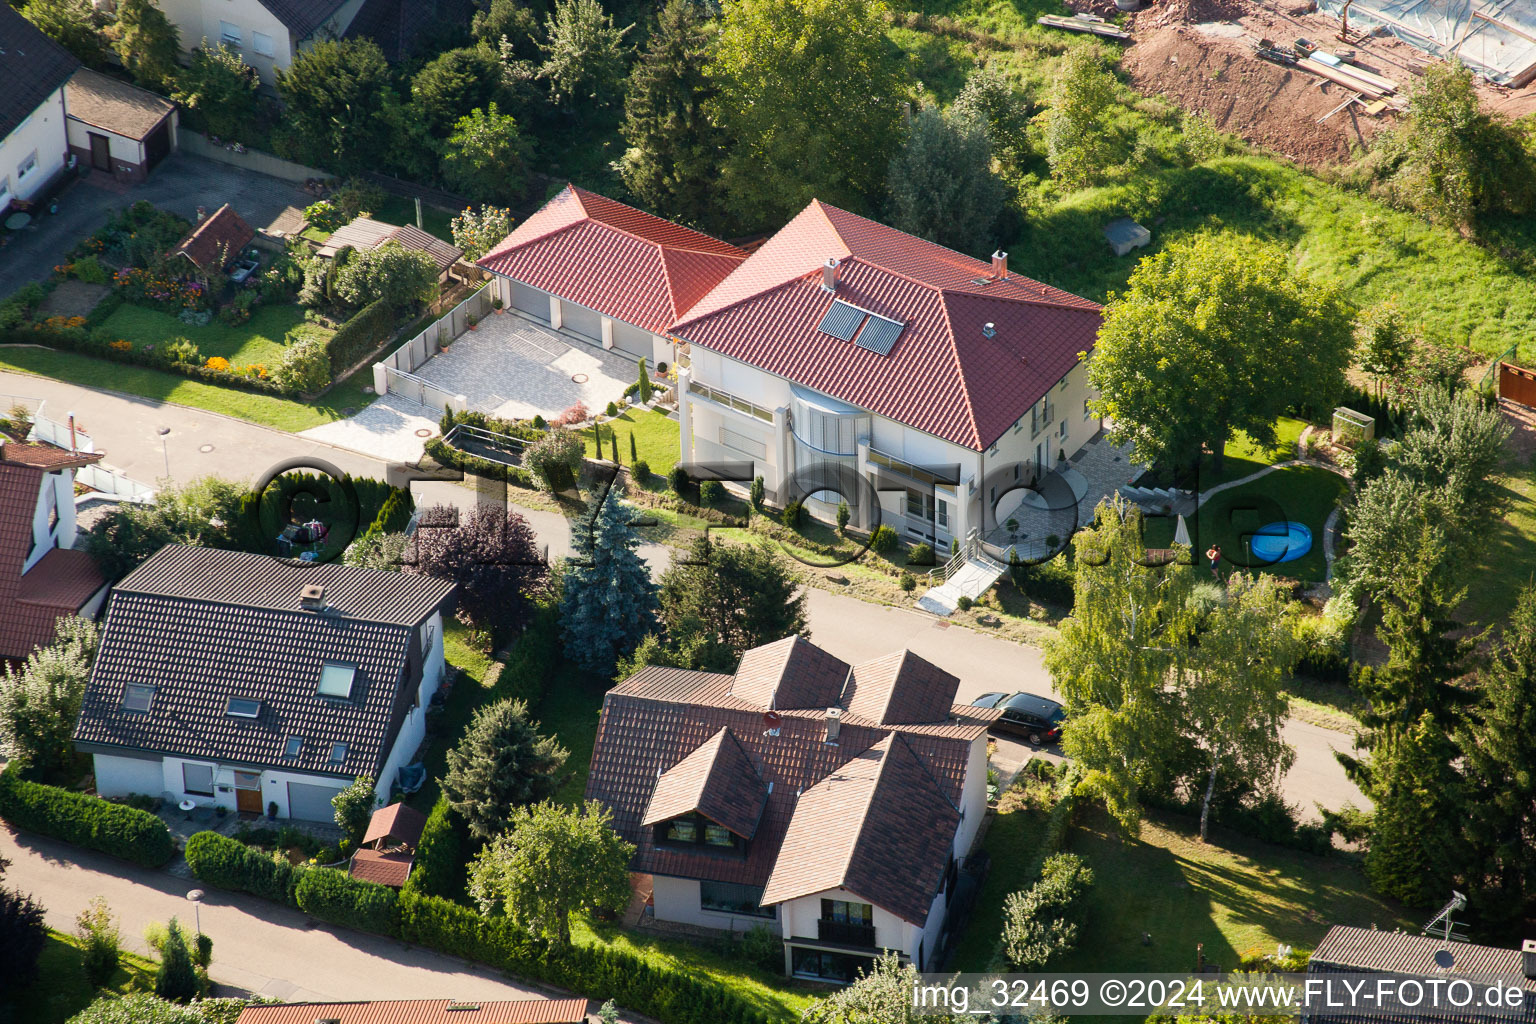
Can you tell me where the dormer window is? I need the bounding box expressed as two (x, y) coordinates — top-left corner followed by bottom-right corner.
(329, 741), (348, 764)
(284, 735), (304, 757)
(655, 813), (744, 854)
(226, 697), (261, 719)
(122, 684), (155, 712)
(317, 662), (355, 698)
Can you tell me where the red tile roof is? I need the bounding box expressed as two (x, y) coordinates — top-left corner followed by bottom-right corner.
(672, 200), (1103, 451)
(348, 848), (414, 887)
(0, 460), (104, 661)
(1, 441), (102, 470)
(842, 650), (960, 726)
(170, 204), (255, 271)
(236, 998), (589, 1024)
(730, 635), (848, 711)
(363, 801), (427, 847)
(477, 185), (748, 335)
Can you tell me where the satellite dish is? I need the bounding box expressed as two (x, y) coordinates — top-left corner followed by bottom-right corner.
(763, 710), (782, 730)
(1434, 950), (1455, 970)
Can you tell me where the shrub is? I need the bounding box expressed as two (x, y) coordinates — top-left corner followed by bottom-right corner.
(780, 500), (803, 530)
(75, 896), (122, 985)
(908, 542), (935, 565)
(185, 831), (306, 905)
(869, 523), (898, 553)
(325, 299), (395, 375)
(900, 571), (916, 592)
(835, 500), (850, 533)
(73, 255), (109, 285)
(272, 335), (332, 393)
(558, 402), (588, 426)
(605, 401), (619, 417)
(304, 199), (344, 233)
(698, 480), (722, 505)
(331, 776), (377, 844)
(532, 414), (547, 430)
(0, 771), (173, 867)
(629, 432), (637, 463)
(956, 595), (973, 611)
(492, 602), (560, 706)
(0, 884), (46, 989)
(1002, 852), (1095, 969)
(163, 337), (202, 365)
(750, 475), (765, 510)
(668, 463), (691, 495)
(636, 358), (653, 403)
(740, 923), (782, 972)
(524, 429), (584, 491)
(403, 796), (466, 901)
(294, 868), (400, 936)
(630, 459), (650, 482)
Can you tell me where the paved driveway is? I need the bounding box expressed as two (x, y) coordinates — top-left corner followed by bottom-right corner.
(0, 153), (311, 298)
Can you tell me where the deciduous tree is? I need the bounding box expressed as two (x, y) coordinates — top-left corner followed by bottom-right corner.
(0, 617), (100, 781)
(952, 63), (1034, 174)
(450, 205), (515, 262)
(334, 241), (439, 308)
(443, 699), (568, 839)
(1355, 300), (1413, 399)
(537, 0), (632, 109)
(467, 800), (633, 944)
(803, 952), (994, 1023)
(1088, 235), (1353, 474)
(886, 104), (1003, 253)
(443, 104), (532, 204)
(1044, 47), (1117, 187)
(22, 0), (107, 66)
(331, 776), (378, 844)
(406, 504), (550, 637)
(658, 537), (807, 671)
(560, 491), (658, 675)
(84, 477), (246, 580)
(108, 0), (179, 90)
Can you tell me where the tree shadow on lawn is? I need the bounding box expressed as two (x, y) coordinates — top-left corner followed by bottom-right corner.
(1457, 458), (1536, 631)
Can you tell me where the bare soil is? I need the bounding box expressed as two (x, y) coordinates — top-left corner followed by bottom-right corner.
(1118, 0), (1536, 168)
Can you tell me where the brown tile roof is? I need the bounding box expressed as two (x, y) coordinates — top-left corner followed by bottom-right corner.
(641, 727), (768, 839)
(17, 547), (104, 610)
(842, 650), (960, 725)
(169, 204), (255, 271)
(363, 801), (427, 847)
(319, 218), (463, 274)
(1310, 926), (1535, 987)
(730, 635), (848, 711)
(64, 68), (175, 141)
(0, 460), (104, 660)
(236, 998), (589, 1024)
(0, 5), (79, 142)
(586, 637), (989, 922)
(1, 441), (103, 470)
(348, 848), (414, 887)
(759, 732), (959, 923)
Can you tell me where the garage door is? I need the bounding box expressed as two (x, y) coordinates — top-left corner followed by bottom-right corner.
(145, 120), (171, 169)
(510, 280), (548, 321)
(287, 780), (344, 822)
(560, 300), (603, 343)
(610, 320), (651, 359)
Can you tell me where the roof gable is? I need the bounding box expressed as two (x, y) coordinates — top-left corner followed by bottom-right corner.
(256, 0), (349, 39)
(642, 727), (769, 838)
(363, 801), (427, 847)
(169, 204), (255, 271)
(0, 454), (102, 660)
(730, 635), (849, 711)
(842, 650), (959, 726)
(0, 5), (79, 141)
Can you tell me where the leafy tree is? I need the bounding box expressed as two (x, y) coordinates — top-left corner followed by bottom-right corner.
(1355, 300), (1413, 399)
(1458, 582), (1536, 927)
(443, 104), (532, 204)
(22, 0), (107, 66)
(74, 896), (121, 985)
(467, 800), (634, 945)
(109, 0), (180, 90)
(0, 617), (100, 780)
(172, 43), (259, 142)
(154, 917), (199, 1002)
(411, 45), (510, 139)
(1389, 385), (1510, 539)
(334, 241), (438, 308)
(523, 429), (584, 491)
(405, 504), (550, 637)
(1088, 235), (1353, 473)
(84, 477), (247, 580)
(658, 536), (808, 670)
(1362, 711), (1465, 906)
(0, 855), (47, 991)
(1377, 59), (1536, 227)
(62, 993), (258, 1024)
(560, 491), (659, 675)
(331, 775), (378, 844)
(277, 39), (395, 173)
(1001, 852), (1094, 969)
(474, 0), (540, 48)
(710, 0), (910, 226)
(886, 103), (1003, 252)
(802, 952), (983, 1023)
(951, 62), (1034, 173)
(537, 0), (633, 109)
(1044, 496), (1197, 829)
(450, 205), (515, 262)
(443, 698), (568, 839)
(619, 0), (728, 231)
(1044, 47), (1117, 187)
(342, 531), (409, 571)
(1180, 574), (1300, 841)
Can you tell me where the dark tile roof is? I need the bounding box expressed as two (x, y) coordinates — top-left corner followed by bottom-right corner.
(641, 727), (768, 839)
(237, 999), (590, 1024)
(348, 848), (414, 887)
(0, 5), (79, 142)
(759, 732), (959, 924)
(1310, 926), (1536, 988)
(64, 68), (175, 141)
(116, 545), (454, 627)
(169, 204), (256, 271)
(0, 459), (104, 660)
(363, 801), (427, 847)
(586, 637), (990, 923)
(256, 0), (349, 39)
(342, 0), (476, 63)
(730, 635), (849, 711)
(842, 650), (960, 725)
(319, 218), (462, 274)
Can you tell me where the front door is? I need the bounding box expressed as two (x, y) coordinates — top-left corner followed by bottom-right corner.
(88, 132), (110, 172)
(234, 771), (262, 814)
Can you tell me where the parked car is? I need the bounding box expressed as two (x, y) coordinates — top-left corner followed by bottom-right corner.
(971, 691), (1065, 745)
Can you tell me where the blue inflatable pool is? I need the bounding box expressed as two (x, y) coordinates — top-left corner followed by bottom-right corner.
(1248, 521), (1312, 564)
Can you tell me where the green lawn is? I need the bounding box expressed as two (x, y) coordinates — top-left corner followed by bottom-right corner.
(99, 303), (333, 366)
(951, 797), (1050, 970)
(1461, 454), (1536, 629)
(587, 408), (682, 479)
(0, 347), (376, 432)
(1208, 416), (1310, 487)
(3, 929), (157, 1024)
(409, 620), (498, 813)
(534, 666), (611, 806)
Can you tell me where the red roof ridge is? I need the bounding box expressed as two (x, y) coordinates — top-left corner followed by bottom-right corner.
(481, 215), (585, 263)
(568, 183), (746, 259)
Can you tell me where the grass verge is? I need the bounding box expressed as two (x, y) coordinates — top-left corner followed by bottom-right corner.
(4, 929), (158, 1024)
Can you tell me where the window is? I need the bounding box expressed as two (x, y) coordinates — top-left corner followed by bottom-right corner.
(821, 899), (873, 926)
(792, 948), (873, 983)
(284, 735), (304, 757)
(122, 684), (155, 712)
(329, 742), (348, 764)
(226, 697), (261, 718)
(219, 20), (242, 45)
(251, 30), (274, 56)
(1059, 418), (1068, 440)
(657, 813), (743, 853)
(182, 763), (214, 796)
(317, 662), (356, 698)
(423, 623), (436, 656)
(17, 151), (38, 180)
(704, 823), (734, 847)
(665, 819), (697, 843)
(700, 881), (774, 918)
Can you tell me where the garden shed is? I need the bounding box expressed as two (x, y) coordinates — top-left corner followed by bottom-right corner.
(64, 68), (177, 184)
(168, 204), (255, 272)
(318, 216), (465, 285)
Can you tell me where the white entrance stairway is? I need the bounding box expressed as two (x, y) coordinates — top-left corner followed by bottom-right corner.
(916, 530), (1008, 616)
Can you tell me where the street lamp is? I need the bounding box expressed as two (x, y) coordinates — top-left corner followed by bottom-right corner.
(186, 889), (204, 935)
(158, 426), (171, 478)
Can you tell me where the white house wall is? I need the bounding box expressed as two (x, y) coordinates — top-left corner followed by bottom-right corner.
(64, 119), (144, 170)
(373, 610), (445, 803)
(22, 470), (73, 574)
(92, 751), (164, 799)
(651, 875), (782, 934)
(1, 86), (68, 206)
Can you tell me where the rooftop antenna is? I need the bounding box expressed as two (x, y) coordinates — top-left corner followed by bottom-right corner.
(1423, 891), (1468, 943)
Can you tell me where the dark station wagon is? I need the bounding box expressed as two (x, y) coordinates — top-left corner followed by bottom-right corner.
(970, 691), (1066, 745)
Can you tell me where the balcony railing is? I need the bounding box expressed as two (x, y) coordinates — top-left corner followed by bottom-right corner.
(688, 380), (774, 423)
(817, 918), (877, 947)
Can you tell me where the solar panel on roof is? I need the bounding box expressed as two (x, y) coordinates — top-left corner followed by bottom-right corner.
(855, 314), (904, 356)
(818, 300), (865, 341)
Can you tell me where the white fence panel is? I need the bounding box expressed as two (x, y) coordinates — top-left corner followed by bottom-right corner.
(373, 285), (487, 407)
(76, 464), (154, 503)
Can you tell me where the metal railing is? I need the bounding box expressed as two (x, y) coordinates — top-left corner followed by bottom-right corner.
(817, 919), (877, 947)
(76, 464), (154, 503)
(929, 528), (984, 583)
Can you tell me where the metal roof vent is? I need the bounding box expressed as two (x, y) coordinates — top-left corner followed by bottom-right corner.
(982, 322), (996, 339)
(821, 258), (839, 293)
(299, 583), (327, 610)
(992, 250), (1008, 278)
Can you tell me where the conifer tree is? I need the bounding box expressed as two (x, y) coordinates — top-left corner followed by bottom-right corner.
(1362, 712), (1465, 907)
(561, 492), (659, 675)
(154, 918), (199, 1002)
(442, 698), (568, 840)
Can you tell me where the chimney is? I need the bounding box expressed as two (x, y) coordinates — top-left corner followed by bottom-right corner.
(982, 322), (996, 339)
(1522, 940), (1536, 980)
(824, 707), (842, 744)
(299, 583), (327, 610)
(821, 258), (839, 293)
(195, 206), (208, 223)
(992, 250), (1008, 279)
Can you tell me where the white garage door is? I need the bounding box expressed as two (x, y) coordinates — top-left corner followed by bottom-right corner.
(560, 300), (603, 343)
(287, 780), (344, 822)
(510, 280), (548, 321)
(610, 321), (651, 359)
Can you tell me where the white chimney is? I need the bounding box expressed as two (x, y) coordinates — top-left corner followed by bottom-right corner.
(983, 322), (996, 339)
(992, 250), (1008, 278)
(824, 707), (842, 744)
(822, 258), (840, 293)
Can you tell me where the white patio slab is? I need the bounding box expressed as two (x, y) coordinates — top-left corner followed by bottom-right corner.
(298, 393), (441, 464)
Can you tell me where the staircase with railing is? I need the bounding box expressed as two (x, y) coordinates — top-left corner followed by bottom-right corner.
(917, 529), (1008, 615)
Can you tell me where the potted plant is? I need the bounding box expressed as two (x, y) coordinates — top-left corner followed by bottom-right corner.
(1007, 517), (1019, 538)
(491, 295), (504, 313)
(267, 800), (278, 821)
(466, 313), (478, 331)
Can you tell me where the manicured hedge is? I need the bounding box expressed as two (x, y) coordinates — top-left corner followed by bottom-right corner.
(424, 436), (537, 488)
(400, 796), (464, 901)
(185, 830), (307, 905)
(294, 867), (400, 936)
(325, 299), (395, 375)
(0, 771), (173, 868)
(492, 602), (561, 706)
